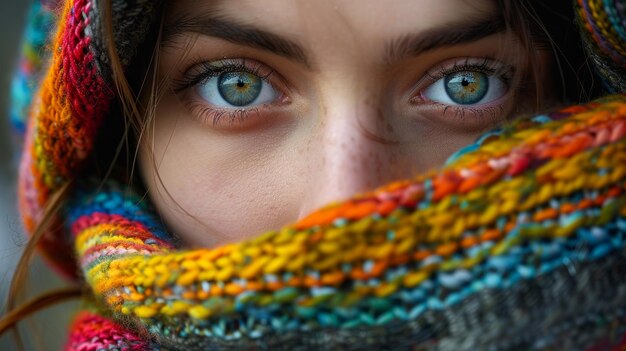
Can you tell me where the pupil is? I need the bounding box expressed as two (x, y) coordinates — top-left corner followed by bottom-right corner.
(237, 80), (245, 88)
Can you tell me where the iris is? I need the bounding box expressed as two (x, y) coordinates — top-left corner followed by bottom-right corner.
(217, 72), (262, 106)
(444, 71), (489, 105)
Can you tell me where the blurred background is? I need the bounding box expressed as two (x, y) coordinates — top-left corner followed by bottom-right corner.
(0, 2), (75, 350)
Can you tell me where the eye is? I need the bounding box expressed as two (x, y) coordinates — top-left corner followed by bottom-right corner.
(197, 71), (279, 108)
(423, 70), (507, 106)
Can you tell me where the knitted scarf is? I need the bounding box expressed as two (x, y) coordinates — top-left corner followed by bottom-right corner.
(10, 0), (626, 350)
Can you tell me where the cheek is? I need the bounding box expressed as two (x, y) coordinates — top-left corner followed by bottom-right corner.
(139, 97), (303, 247)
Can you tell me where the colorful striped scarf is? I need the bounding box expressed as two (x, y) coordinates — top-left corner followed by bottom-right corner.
(10, 0), (626, 350)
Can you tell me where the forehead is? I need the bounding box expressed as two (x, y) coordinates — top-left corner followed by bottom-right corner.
(166, 0), (497, 43)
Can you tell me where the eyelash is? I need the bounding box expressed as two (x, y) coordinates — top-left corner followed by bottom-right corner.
(173, 58), (284, 126)
(424, 57), (512, 83)
(174, 58), (275, 91)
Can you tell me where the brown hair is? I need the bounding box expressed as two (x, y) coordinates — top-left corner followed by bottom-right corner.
(0, 0), (601, 348)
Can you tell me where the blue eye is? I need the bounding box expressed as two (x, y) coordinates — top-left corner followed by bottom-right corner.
(197, 71), (278, 108)
(423, 70), (507, 106)
(444, 72), (488, 104)
(218, 72), (262, 106)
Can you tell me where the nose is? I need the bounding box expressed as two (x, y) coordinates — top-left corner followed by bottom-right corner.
(297, 94), (408, 219)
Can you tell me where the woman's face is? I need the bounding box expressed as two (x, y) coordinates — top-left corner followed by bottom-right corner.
(139, 0), (551, 246)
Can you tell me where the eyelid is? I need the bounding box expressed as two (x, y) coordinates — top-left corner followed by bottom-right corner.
(408, 57), (514, 100)
(404, 57), (518, 133)
(172, 57), (290, 97)
(174, 57), (292, 128)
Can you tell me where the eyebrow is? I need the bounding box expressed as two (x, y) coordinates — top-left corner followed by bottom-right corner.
(384, 15), (506, 64)
(163, 13), (506, 68)
(163, 13), (311, 67)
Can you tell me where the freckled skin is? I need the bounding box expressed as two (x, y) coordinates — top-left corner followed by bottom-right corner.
(140, 0), (552, 247)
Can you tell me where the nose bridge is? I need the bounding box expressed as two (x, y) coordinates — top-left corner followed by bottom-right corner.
(298, 92), (389, 218)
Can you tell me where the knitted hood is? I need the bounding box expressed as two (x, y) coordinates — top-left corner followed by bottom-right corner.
(10, 0), (626, 350)
(15, 0), (163, 278)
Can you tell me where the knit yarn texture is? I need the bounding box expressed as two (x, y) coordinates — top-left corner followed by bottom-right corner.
(10, 0), (626, 350)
